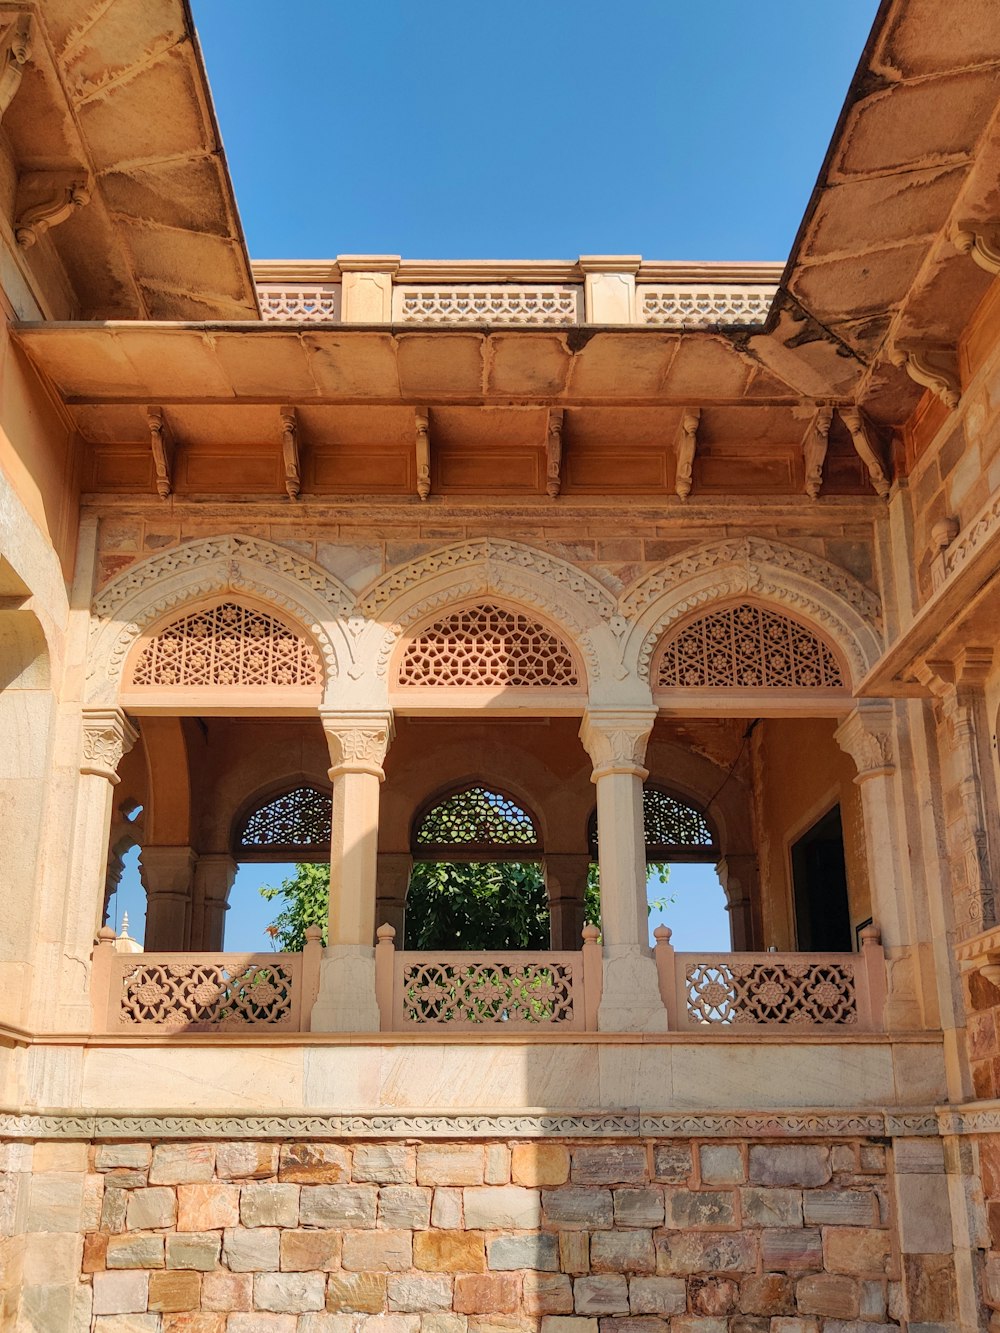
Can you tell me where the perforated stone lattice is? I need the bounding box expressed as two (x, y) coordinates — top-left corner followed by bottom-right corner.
(589, 787), (716, 860)
(686, 959), (858, 1026)
(398, 603), (579, 688)
(120, 961), (295, 1030)
(656, 602), (844, 689)
(415, 786), (540, 851)
(401, 960), (575, 1026)
(131, 601), (322, 688)
(238, 786), (332, 855)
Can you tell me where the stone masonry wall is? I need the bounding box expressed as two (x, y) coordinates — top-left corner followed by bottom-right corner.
(2, 1133), (962, 1333)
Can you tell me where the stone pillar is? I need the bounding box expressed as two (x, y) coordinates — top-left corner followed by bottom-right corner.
(191, 853), (237, 950)
(312, 709), (394, 1032)
(339, 255), (399, 322)
(716, 853), (759, 950)
(545, 853), (591, 950)
(140, 846), (197, 950)
(579, 255), (640, 323)
(579, 708), (667, 1032)
(376, 852), (412, 943)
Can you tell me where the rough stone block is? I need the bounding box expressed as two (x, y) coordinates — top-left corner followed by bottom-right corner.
(300, 1184), (377, 1229)
(598, 1320), (668, 1333)
(770, 1322), (819, 1333)
(759, 1228), (823, 1271)
(699, 1145), (744, 1184)
(590, 1230), (655, 1274)
(740, 1188), (802, 1227)
(748, 1146), (831, 1189)
(796, 1273), (861, 1318)
(379, 1185), (432, 1229)
(738, 1273), (794, 1315)
(574, 1275), (630, 1315)
(388, 1274), (453, 1311)
(216, 1144), (279, 1181)
(893, 1139), (945, 1174)
(33, 1141), (88, 1172)
(523, 1273), (574, 1315)
(202, 1272), (253, 1311)
(254, 1272), (326, 1313)
(84, 1231), (109, 1272)
(126, 1186), (177, 1230)
(279, 1228), (341, 1271)
(541, 1321), (597, 1333)
(903, 1252), (958, 1323)
(223, 1227), (280, 1272)
(356, 1319), (419, 1333)
(148, 1271), (202, 1313)
(511, 1145), (569, 1187)
(417, 1146), (485, 1187)
(161, 1314), (227, 1333)
(689, 1276), (739, 1315)
(542, 1187), (613, 1229)
(894, 1175), (953, 1253)
(859, 1279), (887, 1320)
(413, 1229), (486, 1273)
(655, 1230), (757, 1275)
(240, 1182), (300, 1228)
(326, 1272), (387, 1313)
(484, 1145), (511, 1185)
(93, 1270), (150, 1316)
(279, 1145), (351, 1184)
(802, 1191), (875, 1226)
(176, 1183), (240, 1231)
(166, 1232), (221, 1271)
(431, 1188), (463, 1229)
(102, 1188), (130, 1233)
(227, 1317), (298, 1333)
(463, 1186), (541, 1229)
(613, 1188), (664, 1228)
(671, 1319), (727, 1333)
(651, 1145), (692, 1184)
(352, 1145), (415, 1184)
(858, 1146), (886, 1174)
(83, 1173), (106, 1230)
(454, 1274), (520, 1314)
(102, 1167), (150, 1191)
(149, 1145), (216, 1185)
(664, 1188), (735, 1230)
(421, 1317), (468, 1333)
(92, 1317), (160, 1332)
(342, 1228), (413, 1272)
(26, 1172), (85, 1231)
(106, 1232), (165, 1268)
(627, 1276), (686, 1314)
(558, 1231), (589, 1274)
(96, 1146), (153, 1172)
(571, 1146), (647, 1185)
(830, 1146), (857, 1174)
(822, 1227), (893, 1275)
(488, 1232), (559, 1271)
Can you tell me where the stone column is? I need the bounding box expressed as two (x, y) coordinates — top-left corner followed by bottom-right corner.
(312, 709), (394, 1031)
(716, 853), (759, 950)
(579, 255), (640, 322)
(191, 853), (237, 950)
(545, 853), (591, 950)
(579, 708), (667, 1031)
(376, 852), (412, 942)
(140, 846), (197, 950)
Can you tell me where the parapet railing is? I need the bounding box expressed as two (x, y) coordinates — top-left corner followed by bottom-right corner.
(653, 925), (887, 1032)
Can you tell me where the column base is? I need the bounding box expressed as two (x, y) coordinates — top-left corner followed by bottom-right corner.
(309, 946), (381, 1033)
(597, 946), (669, 1032)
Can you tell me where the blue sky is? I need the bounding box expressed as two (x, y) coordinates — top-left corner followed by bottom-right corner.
(191, 0), (880, 262)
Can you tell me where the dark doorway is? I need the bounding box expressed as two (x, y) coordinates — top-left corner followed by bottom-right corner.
(791, 804), (852, 952)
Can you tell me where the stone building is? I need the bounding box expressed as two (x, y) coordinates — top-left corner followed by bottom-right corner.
(2, 1), (1000, 1330)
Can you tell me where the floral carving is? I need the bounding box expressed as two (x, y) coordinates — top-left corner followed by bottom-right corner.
(322, 711), (393, 776)
(81, 709), (138, 783)
(580, 710), (656, 776)
(834, 705), (895, 779)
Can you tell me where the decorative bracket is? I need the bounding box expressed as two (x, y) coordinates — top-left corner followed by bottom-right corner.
(15, 170), (91, 249)
(0, 13), (30, 123)
(674, 407), (700, 501)
(280, 406), (300, 501)
(888, 341), (960, 410)
(415, 408), (431, 501)
(953, 221), (1000, 276)
(802, 405), (832, 500)
(145, 407), (173, 500)
(546, 408), (564, 499)
(840, 407), (891, 500)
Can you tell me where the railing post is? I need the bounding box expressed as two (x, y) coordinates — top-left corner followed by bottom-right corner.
(653, 926), (678, 1029)
(375, 923), (396, 1032)
(859, 923), (887, 1031)
(90, 926), (117, 1033)
(581, 924), (603, 1031)
(300, 925), (323, 1031)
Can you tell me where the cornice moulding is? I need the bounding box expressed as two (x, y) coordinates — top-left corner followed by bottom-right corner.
(250, 258), (787, 286)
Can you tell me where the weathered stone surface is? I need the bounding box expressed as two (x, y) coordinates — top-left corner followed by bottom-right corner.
(859, 1279), (887, 1320)
(202, 1272), (253, 1311)
(759, 1228), (823, 1271)
(102, 1189), (130, 1233)
(160, 1313), (226, 1333)
(352, 1146), (415, 1184)
(796, 1274), (861, 1317)
(417, 1146), (485, 1187)
(279, 1145), (351, 1184)
(613, 1189), (664, 1228)
(894, 1175), (953, 1253)
(176, 1183), (240, 1231)
(227, 1316), (298, 1333)
(126, 1186), (177, 1230)
(699, 1145), (745, 1184)
(511, 1145), (569, 1187)
(342, 1229), (413, 1272)
(738, 1273), (795, 1315)
(107, 1232), (165, 1268)
(903, 1252), (958, 1323)
(84, 1231), (109, 1272)
(421, 1316), (468, 1333)
(770, 1322), (819, 1333)
(689, 1277), (739, 1316)
(326, 1272), (387, 1314)
(541, 1321), (598, 1333)
(893, 1139), (945, 1174)
(25, 1172), (85, 1231)
(664, 1188), (736, 1230)
(858, 1146), (886, 1174)
(96, 1146), (153, 1172)
(149, 1145), (216, 1185)
(574, 1275), (630, 1315)
(559, 1232), (590, 1275)
(91, 1316), (160, 1332)
(463, 1186), (541, 1229)
(542, 1187), (613, 1229)
(484, 1145), (511, 1185)
(93, 1270), (149, 1316)
(453, 1274), (519, 1314)
(652, 1145), (692, 1184)
(431, 1188), (463, 1229)
(487, 1232), (559, 1271)
(166, 1232), (221, 1271)
(387, 1274), (453, 1311)
(83, 1173), (107, 1230)
(279, 1229), (341, 1271)
(590, 1230), (655, 1274)
(671, 1319), (727, 1333)
(656, 1231), (757, 1275)
(740, 1188), (803, 1227)
(748, 1146), (830, 1188)
(412, 1229), (487, 1273)
(571, 1146), (647, 1185)
(628, 1276), (686, 1314)
(299, 1185), (377, 1229)
(379, 1186), (432, 1229)
(148, 1271), (202, 1313)
(254, 1272), (326, 1313)
(223, 1227), (280, 1272)
(240, 1182), (300, 1228)
(216, 1144), (279, 1182)
(599, 1320), (669, 1333)
(822, 1227), (893, 1275)
(802, 1191), (875, 1225)
(523, 1273), (574, 1315)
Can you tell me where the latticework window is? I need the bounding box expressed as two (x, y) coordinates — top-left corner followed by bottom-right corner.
(237, 786), (331, 859)
(655, 602), (844, 690)
(589, 787), (718, 862)
(415, 786), (541, 855)
(131, 602), (322, 688)
(397, 604), (579, 688)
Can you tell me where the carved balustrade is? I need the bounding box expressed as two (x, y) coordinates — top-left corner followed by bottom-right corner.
(638, 284), (776, 327)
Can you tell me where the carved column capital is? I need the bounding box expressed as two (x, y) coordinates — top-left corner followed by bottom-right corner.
(15, 170), (91, 249)
(834, 702), (895, 783)
(579, 708), (657, 779)
(321, 709), (395, 780)
(80, 708), (138, 785)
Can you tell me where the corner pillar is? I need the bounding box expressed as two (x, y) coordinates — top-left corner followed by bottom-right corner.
(140, 846), (197, 950)
(580, 708), (667, 1032)
(545, 853), (592, 950)
(191, 853), (237, 950)
(716, 853), (759, 950)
